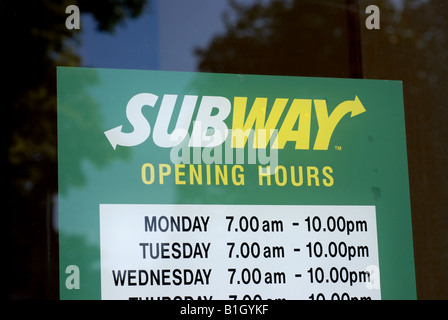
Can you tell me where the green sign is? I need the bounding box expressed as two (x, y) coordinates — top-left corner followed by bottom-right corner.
(57, 67), (415, 300)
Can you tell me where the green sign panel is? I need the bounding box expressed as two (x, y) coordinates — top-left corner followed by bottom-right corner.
(57, 67), (415, 300)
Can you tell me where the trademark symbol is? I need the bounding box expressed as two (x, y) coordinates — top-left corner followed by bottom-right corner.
(335, 146), (342, 151)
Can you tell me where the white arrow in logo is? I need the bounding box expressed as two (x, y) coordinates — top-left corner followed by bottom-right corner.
(104, 93), (159, 150)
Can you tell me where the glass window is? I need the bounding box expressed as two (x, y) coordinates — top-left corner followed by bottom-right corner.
(5, 0), (447, 299)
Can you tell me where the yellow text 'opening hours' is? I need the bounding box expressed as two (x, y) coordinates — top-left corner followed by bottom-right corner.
(141, 163), (334, 187)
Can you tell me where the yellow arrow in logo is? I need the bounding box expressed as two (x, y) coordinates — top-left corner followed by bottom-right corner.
(313, 96), (366, 150)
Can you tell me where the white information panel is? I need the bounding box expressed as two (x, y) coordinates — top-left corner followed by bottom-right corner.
(100, 204), (381, 300)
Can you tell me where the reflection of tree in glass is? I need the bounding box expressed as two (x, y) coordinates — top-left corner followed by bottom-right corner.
(196, 0), (448, 299)
(361, 0), (448, 299)
(6, 0), (146, 196)
(3, 0), (148, 299)
(195, 0), (352, 78)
